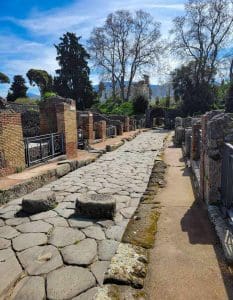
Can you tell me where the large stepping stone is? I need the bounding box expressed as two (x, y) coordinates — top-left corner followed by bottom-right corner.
(12, 233), (47, 251)
(61, 238), (97, 266)
(48, 227), (85, 247)
(10, 276), (46, 300)
(0, 248), (22, 298)
(75, 194), (116, 220)
(22, 192), (57, 214)
(17, 245), (63, 275)
(46, 266), (96, 299)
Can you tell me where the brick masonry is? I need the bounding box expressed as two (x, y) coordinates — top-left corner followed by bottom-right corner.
(56, 101), (77, 159)
(77, 112), (94, 143)
(0, 112), (25, 177)
(94, 120), (106, 141)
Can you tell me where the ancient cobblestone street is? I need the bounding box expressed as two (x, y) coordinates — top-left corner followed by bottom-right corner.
(0, 130), (166, 300)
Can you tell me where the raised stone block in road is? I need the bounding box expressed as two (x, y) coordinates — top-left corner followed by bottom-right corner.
(75, 194), (116, 220)
(22, 191), (57, 214)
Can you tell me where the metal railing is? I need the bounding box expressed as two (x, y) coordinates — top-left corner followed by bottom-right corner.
(221, 143), (233, 208)
(24, 133), (64, 167)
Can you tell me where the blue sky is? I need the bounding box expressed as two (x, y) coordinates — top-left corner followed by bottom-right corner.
(0, 0), (185, 96)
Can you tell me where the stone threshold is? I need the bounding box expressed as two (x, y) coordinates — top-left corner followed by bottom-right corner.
(93, 135), (169, 299)
(0, 131), (141, 206)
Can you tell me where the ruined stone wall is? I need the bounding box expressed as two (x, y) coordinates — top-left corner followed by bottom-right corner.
(94, 121), (106, 141)
(0, 112), (25, 176)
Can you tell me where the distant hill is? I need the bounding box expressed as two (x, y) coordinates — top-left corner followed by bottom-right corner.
(94, 82), (172, 98)
(27, 92), (40, 100)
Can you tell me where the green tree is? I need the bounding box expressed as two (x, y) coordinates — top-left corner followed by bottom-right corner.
(27, 69), (53, 97)
(7, 75), (28, 102)
(133, 95), (149, 114)
(172, 62), (214, 116)
(54, 32), (95, 109)
(0, 72), (10, 84)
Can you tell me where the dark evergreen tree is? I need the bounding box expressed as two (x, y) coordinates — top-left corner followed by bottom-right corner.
(7, 75), (28, 102)
(54, 32), (95, 109)
(133, 95), (149, 114)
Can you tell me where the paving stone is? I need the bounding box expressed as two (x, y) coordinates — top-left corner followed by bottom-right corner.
(0, 248), (22, 298)
(72, 287), (98, 300)
(22, 191), (57, 214)
(48, 227), (85, 247)
(17, 245), (63, 275)
(56, 208), (75, 218)
(68, 217), (94, 228)
(0, 225), (19, 239)
(12, 233), (47, 251)
(16, 220), (52, 233)
(10, 276), (46, 300)
(46, 266), (96, 300)
(61, 238), (97, 266)
(98, 239), (119, 261)
(76, 194), (116, 220)
(105, 225), (125, 241)
(0, 205), (21, 214)
(0, 237), (11, 249)
(0, 211), (18, 220)
(6, 217), (30, 226)
(30, 210), (57, 221)
(90, 261), (110, 285)
(97, 220), (114, 228)
(120, 207), (137, 219)
(0, 219), (4, 226)
(82, 225), (105, 240)
(45, 217), (68, 227)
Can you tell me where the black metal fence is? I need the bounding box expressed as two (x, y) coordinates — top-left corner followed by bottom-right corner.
(221, 143), (233, 208)
(24, 133), (64, 167)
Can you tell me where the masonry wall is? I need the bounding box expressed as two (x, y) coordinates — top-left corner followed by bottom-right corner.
(0, 112), (25, 176)
(56, 101), (77, 159)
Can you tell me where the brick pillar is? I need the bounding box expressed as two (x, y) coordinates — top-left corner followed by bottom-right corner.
(116, 123), (124, 136)
(56, 101), (77, 159)
(191, 124), (202, 161)
(123, 117), (130, 132)
(95, 121), (106, 141)
(39, 100), (58, 134)
(0, 112), (25, 176)
(86, 112), (94, 143)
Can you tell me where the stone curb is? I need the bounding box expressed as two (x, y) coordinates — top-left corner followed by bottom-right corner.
(96, 133), (169, 299)
(0, 132), (140, 206)
(208, 205), (233, 264)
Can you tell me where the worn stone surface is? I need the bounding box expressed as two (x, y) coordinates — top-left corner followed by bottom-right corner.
(82, 225), (105, 240)
(104, 243), (148, 288)
(98, 239), (119, 261)
(22, 191), (57, 214)
(61, 238), (97, 266)
(17, 245), (63, 275)
(68, 216), (94, 228)
(0, 248), (22, 298)
(48, 227), (85, 247)
(0, 225), (19, 239)
(105, 225), (125, 241)
(0, 237), (11, 249)
(76, 194), (116, 220)
(45, 216), (68, 227)
(16, 220), (52, 233)
(46, 266), (96, 300)
(10, 276), (46, 300)
(5, 217), (30, 226)
(91, 261), (110, 285)
(73, 287), (98, 300)
(30, 210), (57, 221)
(12, 233), (47, 251)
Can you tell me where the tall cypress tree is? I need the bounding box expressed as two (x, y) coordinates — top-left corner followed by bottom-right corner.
(54, 32), (95, 109)
(7, 75), (28, 102)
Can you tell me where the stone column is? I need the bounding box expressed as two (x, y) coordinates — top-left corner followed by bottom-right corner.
(95, 121), (106, 141)
(116, 123), (124, 136)
(0, 112), (25, 176)
(123, 117), (130, 132)
(191, 123), (202, 161)
(56, 101), (77, 159)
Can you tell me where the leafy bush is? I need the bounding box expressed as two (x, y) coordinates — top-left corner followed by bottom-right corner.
(96, 98), (134, 116)
(15, 98), (39, 105)
(43, 91), (57, 99)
